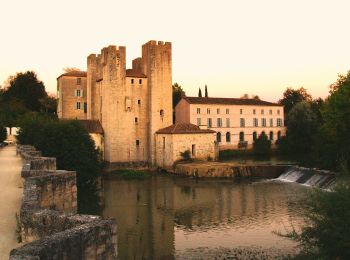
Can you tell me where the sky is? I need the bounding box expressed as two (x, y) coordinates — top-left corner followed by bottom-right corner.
(1, 0), (350, 102)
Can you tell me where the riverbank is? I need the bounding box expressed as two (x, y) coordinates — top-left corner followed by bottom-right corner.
(0, 145), (23, 259)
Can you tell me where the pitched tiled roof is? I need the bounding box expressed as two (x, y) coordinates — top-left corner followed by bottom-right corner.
(183, 96), (281, 107)
(156, 123), (215, 134)
(57, 71), (87, 79)
(126, 69), (147, 78)
(77, 120), (103, 134)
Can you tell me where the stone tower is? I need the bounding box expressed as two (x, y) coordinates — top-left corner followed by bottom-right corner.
(83, 40), (172, 165)
(141, 41), (172, 164)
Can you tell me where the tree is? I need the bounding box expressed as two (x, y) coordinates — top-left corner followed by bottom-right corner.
(241, 94), (249, 99)
(172, 83), (185, 108)
(198, 87), (202, 97)
(17, 115), (102, 214)
(0, 125), (6, 143)
(205, 85), (208, 97)
(318, 70), (350, 170)
(285, 101), (318, 154)
(278, 87), (312, 116)
(3, 71), (48, 111)
(253, 132), (271, 155)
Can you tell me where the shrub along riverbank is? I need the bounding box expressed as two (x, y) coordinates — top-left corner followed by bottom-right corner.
(16, 114), (102, 215)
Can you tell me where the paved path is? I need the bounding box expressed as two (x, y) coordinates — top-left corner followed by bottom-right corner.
(0, 145), (23, 259)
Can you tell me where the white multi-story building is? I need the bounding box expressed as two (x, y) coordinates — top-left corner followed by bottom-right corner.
(175, 96), (286, 149)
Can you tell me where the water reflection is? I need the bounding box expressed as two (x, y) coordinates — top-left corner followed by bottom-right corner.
(103, 175), (306, 259)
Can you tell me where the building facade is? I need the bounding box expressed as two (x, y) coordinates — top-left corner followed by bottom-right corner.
(175, 96), (286, 150)
(57, 40), (215, 167)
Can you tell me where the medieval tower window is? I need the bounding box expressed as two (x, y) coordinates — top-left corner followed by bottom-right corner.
(77, 78), (81, 85)
(160, 109), (164, 117)
(163, 137), (165, 149)
(138, 100), (141, 105)
(131, 79), (134, 84)
(139, 79), (142, 84)
(192, 144), (196, 156)
(135, 117), (138, 124)
(136, 140), (140, 146)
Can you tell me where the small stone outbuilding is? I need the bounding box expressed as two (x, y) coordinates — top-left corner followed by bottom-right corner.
(155, 123), (216, 170)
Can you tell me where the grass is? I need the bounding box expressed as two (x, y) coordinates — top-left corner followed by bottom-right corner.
(109, 169), (151, 179)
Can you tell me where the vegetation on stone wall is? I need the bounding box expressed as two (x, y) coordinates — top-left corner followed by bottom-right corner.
(17, 114), (102, 214)
(0, 125), (7, 143)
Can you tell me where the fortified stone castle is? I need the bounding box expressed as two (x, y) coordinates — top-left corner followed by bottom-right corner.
(57, 40), (216, 168)
(58, 40), (286, 168)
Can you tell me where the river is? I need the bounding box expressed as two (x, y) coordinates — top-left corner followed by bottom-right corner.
(103, 174), (307, 259)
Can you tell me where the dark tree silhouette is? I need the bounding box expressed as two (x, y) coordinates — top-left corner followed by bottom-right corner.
(198, 87), (202, 97)
(205, 85), (208, 97)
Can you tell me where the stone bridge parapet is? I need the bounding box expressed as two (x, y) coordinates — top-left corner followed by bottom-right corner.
(10, 145), (117, 260)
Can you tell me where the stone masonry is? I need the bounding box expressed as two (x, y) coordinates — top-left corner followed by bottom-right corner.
(10, 145), (117, 260)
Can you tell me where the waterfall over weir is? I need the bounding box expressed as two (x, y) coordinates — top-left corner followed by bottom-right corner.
(277, 166), (336, 189)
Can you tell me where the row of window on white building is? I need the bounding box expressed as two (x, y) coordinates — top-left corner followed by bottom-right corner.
(197, 118), (283, 128)
(196, 108), (281, 115)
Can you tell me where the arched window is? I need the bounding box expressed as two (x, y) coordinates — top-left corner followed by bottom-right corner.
(277, 131), (282, 140)
(269, 131), (274, 140)
(217, 132), (222, 143)
(253, 131), (257, 141)
(239, 131), (244, 142)
(226, 132), (231, 142)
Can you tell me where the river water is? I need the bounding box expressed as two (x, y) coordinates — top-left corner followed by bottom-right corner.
(103, 174), (307, 259)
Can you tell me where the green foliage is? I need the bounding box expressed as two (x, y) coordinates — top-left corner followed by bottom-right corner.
(17, 115), (102, 214)
(0, 99), (29, 127)
(205, 85), (208, 97)
(109, 170), (151, 179)
(172, 83), (185, 108)
(253, 132), (271, 155)
(284, 101), (318, 154)
(287, 182), (350, 259)
(198, 87), (202, 97)
(180, 150), (192, 161)
(0, 125), (7, 143)
(318, 70), (350, 170)
(3, 71), (48, 111)
(278, 87), (312, 117)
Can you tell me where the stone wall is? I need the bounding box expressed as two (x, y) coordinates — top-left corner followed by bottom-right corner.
(174, 161), (287, 179)
(10, 145), (117, 259)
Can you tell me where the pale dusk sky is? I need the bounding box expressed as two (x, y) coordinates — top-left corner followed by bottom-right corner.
(1, 0), (350, 102)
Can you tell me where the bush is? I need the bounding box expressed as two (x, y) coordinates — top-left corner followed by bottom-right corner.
(253, 132), (271, 156)
(180, 150), (192, 161)
(0, 125), (7, 143)
(285, 179), (350, 259)
(17, 115), (102, 214)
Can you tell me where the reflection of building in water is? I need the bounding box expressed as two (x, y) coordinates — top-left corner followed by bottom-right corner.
(103, 177), (303, 258)
(103, 177), (175, 260)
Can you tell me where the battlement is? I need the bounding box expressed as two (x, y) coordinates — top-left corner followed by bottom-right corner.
(143, 40), (171, 47)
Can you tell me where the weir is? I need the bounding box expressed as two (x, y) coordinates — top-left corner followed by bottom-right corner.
(277, 166), (336, 189)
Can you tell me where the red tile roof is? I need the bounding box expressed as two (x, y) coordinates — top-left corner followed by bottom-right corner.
(183, 96), (281, 107)
(126, 69), (147, 78)
(77, 120), (103, 134)
(57, 71), (87, 79)
(156, 123), (215, 134)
